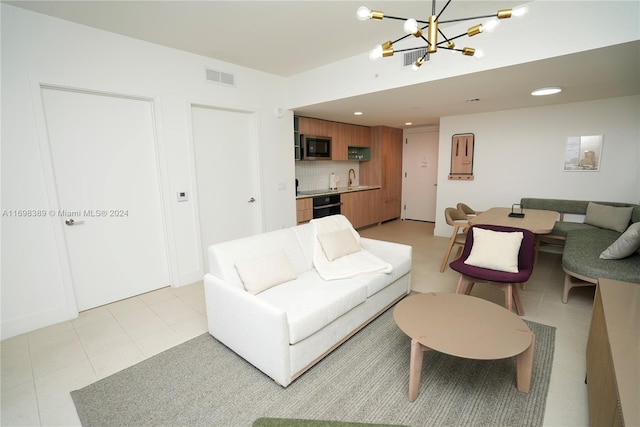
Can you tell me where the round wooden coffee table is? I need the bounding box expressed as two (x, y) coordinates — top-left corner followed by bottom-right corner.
(393, 292), (535, 401)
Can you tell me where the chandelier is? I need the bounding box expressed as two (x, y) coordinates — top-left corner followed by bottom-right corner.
(357, 0), (527, 70)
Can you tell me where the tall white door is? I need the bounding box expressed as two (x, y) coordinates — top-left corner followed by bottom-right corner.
(191, 106), (261, 270)
(41, 87), (170, 311)
(403, 130), (439, 222)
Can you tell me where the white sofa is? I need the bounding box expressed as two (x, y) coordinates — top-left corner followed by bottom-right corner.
(203, 216), (412, 387)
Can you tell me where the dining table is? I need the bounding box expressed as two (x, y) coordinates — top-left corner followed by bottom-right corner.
(468, 207), (559, 234)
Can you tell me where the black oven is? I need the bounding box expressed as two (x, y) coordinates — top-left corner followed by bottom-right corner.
(313, 194), (341, 218)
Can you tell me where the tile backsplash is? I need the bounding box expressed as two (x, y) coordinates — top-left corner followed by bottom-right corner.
(295, 161), (360, 192)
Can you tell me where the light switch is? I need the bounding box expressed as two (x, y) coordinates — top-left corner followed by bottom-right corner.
(177, 191), (189, 202)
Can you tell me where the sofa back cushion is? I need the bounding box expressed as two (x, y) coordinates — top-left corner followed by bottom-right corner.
(584, 202), (634, 233)
(521, 198), (640, 224)
(208, 228), (311, 288)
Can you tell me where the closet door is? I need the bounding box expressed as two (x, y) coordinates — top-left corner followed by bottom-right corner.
(42, 87), (170, 311)
(191, 105), (261, 271)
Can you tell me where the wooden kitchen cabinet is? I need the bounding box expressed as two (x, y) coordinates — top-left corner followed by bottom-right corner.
(586, 278), (639, 427)
(296, 116), (371, 161)
(329, 121), (348, 160)
(296, 198), (313, 224)
(298, 117), (329, 137)
(341, 189), (380, 229)
(360, 126), (403, 222)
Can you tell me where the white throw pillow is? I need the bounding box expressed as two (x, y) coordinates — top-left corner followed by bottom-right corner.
(235, 250), (297, 294)
(317, 228), (362, 261)
(600, 222), (640, 259)
(464, 228), (524, 273)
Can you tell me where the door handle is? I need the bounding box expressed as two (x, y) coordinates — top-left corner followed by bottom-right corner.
(248, 197), (256, 203)
(65, 219), (85, 226)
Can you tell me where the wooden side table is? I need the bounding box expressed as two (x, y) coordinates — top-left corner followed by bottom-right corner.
(393, 293), (535, 401)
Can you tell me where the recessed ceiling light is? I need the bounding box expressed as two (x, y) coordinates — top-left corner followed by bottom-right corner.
(405, 122), (413, 126)
(531, 87), (562, 96)
(354, 111), (363, 116)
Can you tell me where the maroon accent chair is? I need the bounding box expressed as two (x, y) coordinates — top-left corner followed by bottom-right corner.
(449, 224), (536, 316)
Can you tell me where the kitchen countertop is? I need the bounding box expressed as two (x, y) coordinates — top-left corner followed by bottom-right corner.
(295, 185), (381, 199)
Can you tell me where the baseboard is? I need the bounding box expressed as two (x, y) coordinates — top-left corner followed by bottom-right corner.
(1, 305), (74, 340)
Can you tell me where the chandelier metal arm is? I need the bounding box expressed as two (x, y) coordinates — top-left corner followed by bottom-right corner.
(440, 31), (469, 45)
(439, 14), (500, 24)
(435, 0), (453, 22)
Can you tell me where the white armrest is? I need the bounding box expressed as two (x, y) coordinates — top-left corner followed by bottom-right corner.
(203, 273), (292, 386)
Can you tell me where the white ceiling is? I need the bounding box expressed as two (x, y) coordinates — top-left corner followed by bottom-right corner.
(6, 1), (640, 127)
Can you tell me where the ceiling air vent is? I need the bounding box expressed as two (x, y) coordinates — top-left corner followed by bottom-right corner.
(404, 48), (427, 67)
(206, 68), (235, 87)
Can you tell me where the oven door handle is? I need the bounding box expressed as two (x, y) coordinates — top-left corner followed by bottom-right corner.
(313, 202), (342, 210)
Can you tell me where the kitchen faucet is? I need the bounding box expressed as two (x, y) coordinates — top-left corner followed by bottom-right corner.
(348, 168), (356, 188)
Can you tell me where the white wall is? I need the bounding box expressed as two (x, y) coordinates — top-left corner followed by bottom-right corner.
(434, 96), (640, 236)
(1, 5), (295, 339)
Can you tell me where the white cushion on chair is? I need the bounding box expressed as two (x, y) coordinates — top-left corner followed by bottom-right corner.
(464, 228), (524, 273)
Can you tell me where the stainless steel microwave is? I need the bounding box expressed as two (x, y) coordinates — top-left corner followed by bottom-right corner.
(302, 135), (332, 160)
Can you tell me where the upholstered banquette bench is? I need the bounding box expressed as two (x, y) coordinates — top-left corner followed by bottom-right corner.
(520, 198), (640, 302)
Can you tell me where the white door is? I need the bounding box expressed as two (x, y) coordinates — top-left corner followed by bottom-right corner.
(41, 87), (170, 311)
(403, 130), (439, 221)
(191, 106), (261, 270)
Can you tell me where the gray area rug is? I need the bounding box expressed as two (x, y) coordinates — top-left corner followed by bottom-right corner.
(71, 307), (555, 427)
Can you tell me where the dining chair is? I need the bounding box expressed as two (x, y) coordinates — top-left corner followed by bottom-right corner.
(457, 203), (483, 218)
(449, 224), (536, 315)
(439, 207), (470, 273)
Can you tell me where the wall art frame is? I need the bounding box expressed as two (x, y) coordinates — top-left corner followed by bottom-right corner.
(563, 134), (603, 171)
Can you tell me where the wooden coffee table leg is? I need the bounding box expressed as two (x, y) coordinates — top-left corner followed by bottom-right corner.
(516, 333), (535, 393)
(409, 338), (430, 401)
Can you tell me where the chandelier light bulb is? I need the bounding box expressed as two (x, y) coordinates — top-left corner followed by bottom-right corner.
(403, 18), (419, 34)
(369, 45), (383, 60)
(512, 6), (529, 17)
(474, 49), (485, 59)
(357, 6), (372, 21)
(483, 18), (500, 32)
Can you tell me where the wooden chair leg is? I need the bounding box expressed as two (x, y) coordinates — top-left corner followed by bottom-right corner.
(512, 285), (525, 316)
(455, 275), (466, 294)
(464, 281), (475, 295)
(453, 245), (463, 260)
(439, 239), (457, 273)
(504, 284), (513, 312)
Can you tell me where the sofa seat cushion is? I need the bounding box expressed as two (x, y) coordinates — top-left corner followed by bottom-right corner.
(563, 229), (640, 283)
(550, 221), (598, 238)
(257, 271), (367, 345)
(358, 240), (412, 297)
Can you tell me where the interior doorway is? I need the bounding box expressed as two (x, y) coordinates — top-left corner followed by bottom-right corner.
(402, 129), (439, 222)
(191, 105), (262, 272)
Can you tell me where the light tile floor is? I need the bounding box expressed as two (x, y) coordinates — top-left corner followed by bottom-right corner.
(1, 219), (593, 426)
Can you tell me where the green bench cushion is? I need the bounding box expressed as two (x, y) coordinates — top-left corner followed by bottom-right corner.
(551, 221), (597, 238)
(563, 229), (640, 283)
